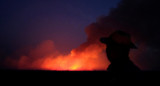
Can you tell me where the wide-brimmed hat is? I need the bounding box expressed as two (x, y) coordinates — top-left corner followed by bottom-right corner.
(100, 30), (137, 49)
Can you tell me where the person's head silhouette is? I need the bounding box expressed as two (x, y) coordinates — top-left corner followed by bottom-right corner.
(100, 30), (140, 71)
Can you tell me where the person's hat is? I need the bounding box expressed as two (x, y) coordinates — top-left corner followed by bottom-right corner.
(100, 30), (137, 49)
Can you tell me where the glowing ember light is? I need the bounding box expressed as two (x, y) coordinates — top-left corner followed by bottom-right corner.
(5, 40), (110, 71)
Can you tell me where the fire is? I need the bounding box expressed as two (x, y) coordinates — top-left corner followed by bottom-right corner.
(5, 40), (110, 71)
(41, 43), (109, 71)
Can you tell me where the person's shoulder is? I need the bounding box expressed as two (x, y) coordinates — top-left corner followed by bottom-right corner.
(128, 61), (141, 71)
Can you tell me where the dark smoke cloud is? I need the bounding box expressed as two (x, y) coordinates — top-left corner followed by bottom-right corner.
(78, 0), (160, 70)
(1, 0), (160, 70)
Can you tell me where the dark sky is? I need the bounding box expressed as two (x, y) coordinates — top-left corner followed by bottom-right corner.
(0, 0), (120, 54)
(1, 0), (160, 70)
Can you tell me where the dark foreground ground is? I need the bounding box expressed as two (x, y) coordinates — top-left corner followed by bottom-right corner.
(0, 69), (159, 85)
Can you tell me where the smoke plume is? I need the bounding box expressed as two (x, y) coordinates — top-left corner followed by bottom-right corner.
(82, 0), (160, 70)
(2, 0), (160, 70)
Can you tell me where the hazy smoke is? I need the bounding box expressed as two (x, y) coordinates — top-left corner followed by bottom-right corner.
(81, 0), (160, 70)
(3, 40), (109, 70)
(2, 0), (160, 70)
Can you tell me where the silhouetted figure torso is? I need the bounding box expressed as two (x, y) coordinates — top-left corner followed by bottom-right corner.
(107, 58), (140, 72)
(100, 30), (140, 72)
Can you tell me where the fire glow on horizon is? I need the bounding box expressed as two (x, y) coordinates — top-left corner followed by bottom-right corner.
(5, 40), (110, 71)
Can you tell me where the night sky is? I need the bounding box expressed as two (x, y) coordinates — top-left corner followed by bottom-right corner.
(0, 0), (120, 54)
(1, 0), (160, 70)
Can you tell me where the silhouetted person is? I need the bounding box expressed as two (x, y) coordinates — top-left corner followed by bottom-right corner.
(100, 30), (140, 72)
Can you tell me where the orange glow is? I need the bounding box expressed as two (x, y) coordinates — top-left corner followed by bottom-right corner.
(41, 43), (109, 71)
(5, 40), (110, 71)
